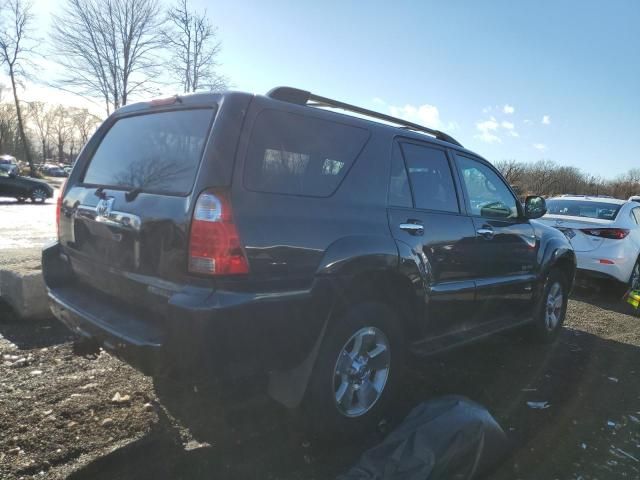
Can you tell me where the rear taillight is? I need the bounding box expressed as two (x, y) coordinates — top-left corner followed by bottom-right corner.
(580, 228), (630, 240)
(188, 190), (249, 276)
(56, 182), (65, 238)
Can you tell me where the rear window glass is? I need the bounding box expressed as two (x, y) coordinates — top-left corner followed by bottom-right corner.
(244, 110), (369, 197)
(83, 108), (214, 195)
(546, 199), (622, 220)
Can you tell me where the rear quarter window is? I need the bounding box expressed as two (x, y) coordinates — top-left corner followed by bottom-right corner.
(244, 110), (369, 197)
(82, 108), (214, 195)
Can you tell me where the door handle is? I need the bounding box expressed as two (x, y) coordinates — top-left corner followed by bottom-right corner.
(399, 223), (424, 235)
(477, 227), (494, 239)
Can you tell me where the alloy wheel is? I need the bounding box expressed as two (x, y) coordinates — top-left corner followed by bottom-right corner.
(630, 261), (640, 290)
(333, 326), (391, 418)
(545, 281), (564, 331)
(31, 188), (47, 203)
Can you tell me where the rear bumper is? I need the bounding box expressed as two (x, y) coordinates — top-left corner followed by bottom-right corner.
(575, 251), (635, 284)
(43, 243), (329, 379)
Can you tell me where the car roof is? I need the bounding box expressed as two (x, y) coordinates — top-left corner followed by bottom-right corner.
(118, 89), (488, 163)
(549, 195), (627, 205)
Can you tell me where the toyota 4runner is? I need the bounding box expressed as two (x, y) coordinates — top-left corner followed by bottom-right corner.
(43, 87), (576, 431)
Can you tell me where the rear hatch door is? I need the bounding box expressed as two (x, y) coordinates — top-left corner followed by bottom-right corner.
(59, 104), (220, 311)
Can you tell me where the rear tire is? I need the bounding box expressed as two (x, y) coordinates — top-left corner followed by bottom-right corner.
(30, 187), (48, 203)
(524, 269), (568, 343)
(624, 258), (640, 316)
(301, 302), (405, 436)
(628, 258), (640, 291)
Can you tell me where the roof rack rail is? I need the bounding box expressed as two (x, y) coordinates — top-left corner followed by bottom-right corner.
(266, 86), (463, 147)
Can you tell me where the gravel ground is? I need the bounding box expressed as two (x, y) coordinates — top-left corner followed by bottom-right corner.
(0, 289), (639, 480)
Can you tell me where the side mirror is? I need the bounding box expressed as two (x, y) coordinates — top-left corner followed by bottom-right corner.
(524, 195), (547, 219)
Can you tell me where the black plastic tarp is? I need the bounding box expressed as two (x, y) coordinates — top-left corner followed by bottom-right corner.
(337, 396), (509, 480)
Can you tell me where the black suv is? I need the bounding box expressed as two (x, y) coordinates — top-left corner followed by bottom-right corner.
(43, 87), (576, 431)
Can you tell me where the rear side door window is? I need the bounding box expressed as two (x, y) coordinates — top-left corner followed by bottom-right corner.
(632, 207), (640, 225)
(244, 110), (369, 197)
(398, 143), (459, 213)
(455, 155), (519, 219)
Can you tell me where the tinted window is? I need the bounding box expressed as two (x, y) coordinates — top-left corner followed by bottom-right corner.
(546, 199), (622, 220)
(83, 109), (214, 195)
(388, 143), (412, 208)
(400, 143), (458, 213)
(244, 110), (369, 197)
(456, 155), (518, 219)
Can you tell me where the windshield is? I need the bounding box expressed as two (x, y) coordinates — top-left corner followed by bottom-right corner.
(546, 199), (622, 220)
(82, 108), (215, 195)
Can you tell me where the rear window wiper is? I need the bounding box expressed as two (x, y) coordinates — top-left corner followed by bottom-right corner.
(125, 187), (143, 202)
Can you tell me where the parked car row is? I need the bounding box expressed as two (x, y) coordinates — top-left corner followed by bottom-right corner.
(37, 163), (72, 177)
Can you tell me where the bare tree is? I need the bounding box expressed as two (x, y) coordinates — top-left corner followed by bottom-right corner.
(162, 0), (228, 93)
(494, 159), (525, 185)
(27, 101), (55, 161)
(0, 0), (36, 175)
(51, 105), (72, 163)
(71, 108), (101, 146)
(51, 0), (165, 115)
(0, 102), (18, 154)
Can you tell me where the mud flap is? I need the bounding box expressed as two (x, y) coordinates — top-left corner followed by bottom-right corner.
(267, 319), (329, 408)
(337, 396), (509, 480)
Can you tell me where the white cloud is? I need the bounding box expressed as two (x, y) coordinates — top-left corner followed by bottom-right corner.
(477, 117), (499, 131)
(503, 104), (515, 114)
(533, 143), (547, 151)
(389, 103), (442, 129)
(508, 130), (520, 137)
(372, 97), (386, 106)
(482, 106), (492, 114)
(523, 119), (532, 125)
(501, 121), (515, 130)
(475, 116), (502, 143)
(542, 115), (551, 125)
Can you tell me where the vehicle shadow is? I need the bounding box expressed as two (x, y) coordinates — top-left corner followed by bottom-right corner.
(0, 301), (73, 348)
(67, 319), (640, 480)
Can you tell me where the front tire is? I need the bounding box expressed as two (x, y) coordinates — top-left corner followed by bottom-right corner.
(525, 270), (568, 343)
(302, 302), (405, 435)
(628, 258), (640, 291)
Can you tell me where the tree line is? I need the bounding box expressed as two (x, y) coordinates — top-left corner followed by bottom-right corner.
(495, 159), (640, 200)
(0, 92), (102, 164)
(0, 0), (226, 175)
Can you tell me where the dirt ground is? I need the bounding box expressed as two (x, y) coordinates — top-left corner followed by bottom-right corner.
(1, 289), (639, 480)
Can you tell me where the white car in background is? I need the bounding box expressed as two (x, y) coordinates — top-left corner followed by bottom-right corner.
(538, 195), (640, 290)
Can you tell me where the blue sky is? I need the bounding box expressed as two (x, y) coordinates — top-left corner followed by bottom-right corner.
(19, 0), (640, 178)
